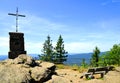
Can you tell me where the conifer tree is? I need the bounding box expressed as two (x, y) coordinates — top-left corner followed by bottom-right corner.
(53, 35), (68, 64)
(40, 35), (54, 62)
(91, 46), (100, 67)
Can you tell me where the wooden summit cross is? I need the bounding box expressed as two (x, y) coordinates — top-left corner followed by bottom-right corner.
(8, 7), (26, 32)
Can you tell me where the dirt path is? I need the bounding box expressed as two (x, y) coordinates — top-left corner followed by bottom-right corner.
(55, 67), (120, 83)
(56, 69), (84, 83)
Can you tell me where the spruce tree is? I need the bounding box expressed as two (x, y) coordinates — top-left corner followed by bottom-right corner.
(91, 46), (100, 67)
(40, 35), (54, 62)
(53, 35), (68, 64)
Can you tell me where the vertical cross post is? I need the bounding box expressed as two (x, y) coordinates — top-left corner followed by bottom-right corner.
(8, 7), (26, 32)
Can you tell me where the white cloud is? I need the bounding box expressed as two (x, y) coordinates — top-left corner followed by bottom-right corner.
(25, 41), (43, 54)
(65, 42), (96, 53)
(0, 12), (69, 54)
(25, 41), (57, 54)
(0, 37), (9, 55)
(25, 41), (99, 54)
(0, 11), (120, 55)
(65, 41), (113, 53)
(1, 11), (67, 34)
(90, 19), (120, 34)
(18, 14), (67, 34)
(0, 37), (9, 47)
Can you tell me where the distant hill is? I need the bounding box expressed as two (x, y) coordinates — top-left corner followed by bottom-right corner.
(0, 52), (107, 65)
(0, 55), (8, 61)
(64, 52), (106, 65)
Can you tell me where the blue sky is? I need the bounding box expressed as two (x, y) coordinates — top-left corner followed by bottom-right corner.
(0, 0), (120, 55)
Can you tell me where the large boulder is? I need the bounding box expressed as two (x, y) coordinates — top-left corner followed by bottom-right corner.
(30, 67), (51, 82)
(40, 61), (56, 72)
(0, 64), (31, 83)
(0, 54), (56, 83)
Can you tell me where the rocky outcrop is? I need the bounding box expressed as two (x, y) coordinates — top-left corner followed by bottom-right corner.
(0, 54), (56, 83)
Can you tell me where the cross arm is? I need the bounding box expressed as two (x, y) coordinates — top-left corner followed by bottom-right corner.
(18, 15), (26, 17)
(8, 13), (16, 16)
(8, 13), (25, 17)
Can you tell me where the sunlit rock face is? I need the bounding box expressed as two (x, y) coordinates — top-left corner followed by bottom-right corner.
(0, 54), (56, 83)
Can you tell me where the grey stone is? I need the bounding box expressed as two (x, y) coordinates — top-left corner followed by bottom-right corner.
(30, 67), (51, 82)
(0, 64), (31, 83)
(14, 54), (36, 66)
(40, 61), (56, 71)
(0, 54), (56, 83)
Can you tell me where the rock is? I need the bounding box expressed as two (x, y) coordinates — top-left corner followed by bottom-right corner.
(115, 67), (120, 72)
(40, 61), (57, 78)
(45, 75), (71, 83)
(104, 70), (120, 83)
(14, 54), (36, 66)
(30, 67), (51, 82)
(0, 59), (14, 65)
(0, 64), (31, 83)
(0, 54), (56, 83)
(40, 61), (56, 71)
(88, 74), (95, 79)
(35, 60), (42, 65)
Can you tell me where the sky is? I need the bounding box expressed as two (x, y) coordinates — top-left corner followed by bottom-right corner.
(0, 0), (120, 55)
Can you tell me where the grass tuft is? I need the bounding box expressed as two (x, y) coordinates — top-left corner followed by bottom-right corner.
(55, 64), (88, 73)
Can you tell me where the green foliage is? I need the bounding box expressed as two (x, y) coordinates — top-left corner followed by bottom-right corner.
(80, 58), (88, 68)
(100, 44), (120, 66)
(53, 35), (68, 64)
(39, 35), (68, 64)
(40, 35), (54, 62)
(109, 44), (120, 65)
(91, 46), (100, 67)
(99, 51), (110, 66)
